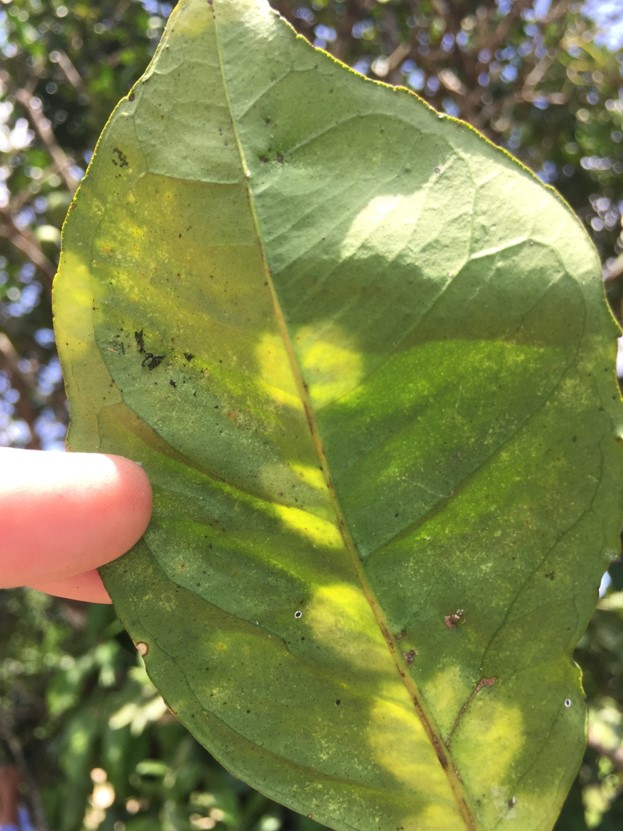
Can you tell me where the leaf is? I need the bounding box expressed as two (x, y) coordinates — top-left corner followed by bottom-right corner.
(53, 1), (623, 828)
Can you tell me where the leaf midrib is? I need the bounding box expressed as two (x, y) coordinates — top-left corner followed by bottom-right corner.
(209, 3), (476, 828)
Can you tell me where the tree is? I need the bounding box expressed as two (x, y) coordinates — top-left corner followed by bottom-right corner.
(1, 1), (622, 828)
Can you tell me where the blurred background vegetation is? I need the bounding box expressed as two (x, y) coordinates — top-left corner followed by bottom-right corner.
(1, 0), (623, 828)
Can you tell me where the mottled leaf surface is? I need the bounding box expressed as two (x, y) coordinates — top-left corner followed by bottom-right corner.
(53, 1), (623, 828)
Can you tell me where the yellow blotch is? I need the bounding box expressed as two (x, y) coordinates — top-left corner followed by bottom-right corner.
(255, 332), (301, 409)
(305, 583), (391, 674)
(367, 680), (466, 826)
(290, 461), (326, 493)
(55, 252), (122, 427)
(452, 692), (524, 800)
(295, 322), (364, 409)
(423, 665), (471, 736)
(273, 504), (342, 551)
(307, 584), (467, 827)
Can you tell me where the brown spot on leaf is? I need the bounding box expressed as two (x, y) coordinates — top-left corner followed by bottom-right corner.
(444, 608), (465, 629)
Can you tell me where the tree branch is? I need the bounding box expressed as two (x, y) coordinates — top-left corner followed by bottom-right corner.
(0, 333), (42, 450)
(0, 210), (57, 288)
(0, 70), (79, 195)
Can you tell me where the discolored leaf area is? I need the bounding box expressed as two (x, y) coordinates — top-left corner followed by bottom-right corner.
(53, 1), (623, 829)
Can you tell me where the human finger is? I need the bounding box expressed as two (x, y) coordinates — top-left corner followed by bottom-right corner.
(28, 568), (113, 604)
(0, 448), (152, 591)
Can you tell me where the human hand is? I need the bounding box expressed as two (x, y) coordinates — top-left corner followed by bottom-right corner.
(0, 448), (152, 603)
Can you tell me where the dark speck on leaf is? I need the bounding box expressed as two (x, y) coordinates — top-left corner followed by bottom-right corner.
(135, 329), (145, 353)
(148, 355), (164, 370)
(404, 649), (417, 665)
(169, 379), (177, 388)
(112, 147), (129, 168)
(141, 353), (164, 370)
(184, 352), (194, 362)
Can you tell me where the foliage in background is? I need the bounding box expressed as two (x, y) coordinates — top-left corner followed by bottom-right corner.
(1, 1), (622, 829)
(0, 591), (321, 831)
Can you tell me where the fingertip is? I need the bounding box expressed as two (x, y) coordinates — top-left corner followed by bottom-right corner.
(28, 569), (113, 604)
(103, 454), (153, 535)
(0, 448), (154, 588)
(66, 452), (154, 572)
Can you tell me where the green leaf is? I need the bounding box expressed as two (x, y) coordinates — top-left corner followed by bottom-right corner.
(53, 1), (623, 828)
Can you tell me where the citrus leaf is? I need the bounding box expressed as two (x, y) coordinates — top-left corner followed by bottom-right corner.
(53, 1), (623, 828)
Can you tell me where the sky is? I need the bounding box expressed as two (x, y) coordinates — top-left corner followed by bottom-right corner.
(582, 0), (623, 49)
